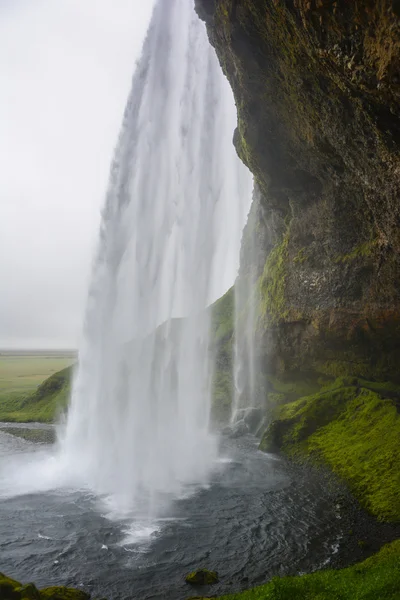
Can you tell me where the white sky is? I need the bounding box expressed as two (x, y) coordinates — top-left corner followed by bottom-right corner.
(0, 0), (154, 349)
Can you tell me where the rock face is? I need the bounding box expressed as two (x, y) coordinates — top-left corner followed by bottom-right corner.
(196, 0), (400, 384)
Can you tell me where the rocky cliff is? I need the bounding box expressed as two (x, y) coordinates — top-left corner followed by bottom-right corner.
(196, 0), (400, 385)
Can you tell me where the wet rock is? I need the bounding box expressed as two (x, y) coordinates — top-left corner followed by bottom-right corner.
(0, 574), (91, 600)
(232, 409), (247, 423)
(17, 584), (41, 600)
(185, 569), (219, 585)
(229, 420), (249, 438)
(40, 588), (90, 600)
(197, 0), (400, 385)
(221, 418), (249, 437)
(0, 573), (22, 600)
(259, 419), (295, 453)
(243, 408), (263, 433)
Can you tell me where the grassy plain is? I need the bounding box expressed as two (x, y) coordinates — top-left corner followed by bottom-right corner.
(0, 352), (75, 422)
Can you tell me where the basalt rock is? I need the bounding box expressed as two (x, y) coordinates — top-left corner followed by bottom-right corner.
(196, 0), (400, 385)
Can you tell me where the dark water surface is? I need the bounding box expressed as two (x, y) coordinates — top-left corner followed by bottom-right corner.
(0, 426), (345, 599)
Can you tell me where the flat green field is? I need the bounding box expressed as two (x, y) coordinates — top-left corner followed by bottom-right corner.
(0, 353), (74, 399)
(0, 353), (75, 422)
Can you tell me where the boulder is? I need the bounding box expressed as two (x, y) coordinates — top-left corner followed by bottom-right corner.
(242, 407), (263, 433)
(229, 420), (249, 438)
(0, 575), (91, 600)
(17, 584), (41, 600)
(0, 573), (22, 600)
(185, 569), (219, 585)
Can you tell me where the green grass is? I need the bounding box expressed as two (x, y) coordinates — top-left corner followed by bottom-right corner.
(0, 354), (74, 422)
(260, 378), (400, 522)
(0, 354), (74, 398)
(308, 388), (400, 522)
(210, 539), (400, 600)
(0, 572), (90, 600)
(210, 286), (234, 344)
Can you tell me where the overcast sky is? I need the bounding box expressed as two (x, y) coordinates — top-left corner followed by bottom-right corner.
(0, 0), (154, 349)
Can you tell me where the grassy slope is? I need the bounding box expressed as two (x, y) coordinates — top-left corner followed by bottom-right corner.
(0, 572), (89, 600)
(0, 355), (73, 397)
(260, 377), (400, 522)
(211, 540), (400, 600)
(0, 363), (73, 423)
(210, 287), (235, 423)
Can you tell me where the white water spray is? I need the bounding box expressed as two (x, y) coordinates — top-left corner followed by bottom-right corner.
(231, 186), (265, 429)
(54, 0), (252, 517)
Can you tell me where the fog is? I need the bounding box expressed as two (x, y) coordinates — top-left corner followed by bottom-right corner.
(0, 0), (154, 349)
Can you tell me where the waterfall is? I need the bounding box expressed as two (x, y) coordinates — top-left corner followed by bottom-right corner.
(58, 0), (252, 519)
(231, 185), (267, 432)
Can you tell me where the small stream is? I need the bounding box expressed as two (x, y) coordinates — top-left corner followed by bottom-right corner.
(0, 425), (345, 599)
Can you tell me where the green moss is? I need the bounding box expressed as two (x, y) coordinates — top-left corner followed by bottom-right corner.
(0, 366), (72, 423)
(0, 575), (89, 600)
(209, 287), (235, 423)
(0, 573), (23, 600)
(308, 388), (400, 521)
(267, 374), (322, 400)
(260, 379), (400, 521)
(40, 588), (90, 600)
(185, 569), (219, 585)
(258, 232), (289, 325)
(334, 239), (378, 263)
(205, 539), (400, 599)
(17, 584), (41, 600)
(212, 368), (234, 423)
(210, 287), (234, 344)
(292, 247), (308, 264)
(318, 359), (370, 379)
(358, 378), (400, 396)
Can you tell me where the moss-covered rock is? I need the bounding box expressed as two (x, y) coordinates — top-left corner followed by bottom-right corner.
(39, 588), (90, 600)
(0, 574), (90, 600)
(196, 0), (400, 385)
(260, 378), (400, 522)
(185, 569), (219, 585)
(0, 573), (24, 600)
(17, 584), (41, 600)
(209, 288), (235, 423)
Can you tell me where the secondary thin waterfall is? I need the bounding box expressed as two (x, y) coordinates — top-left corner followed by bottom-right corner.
(59, 0), (252, 516)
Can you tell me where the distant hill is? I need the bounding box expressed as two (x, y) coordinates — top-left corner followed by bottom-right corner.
(0, 366), (73, 423)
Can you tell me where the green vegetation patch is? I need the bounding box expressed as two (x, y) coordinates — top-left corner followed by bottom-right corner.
(0, 366), (72, 423)
(0, 573), (89, 600)
(0, 354), (74, 398)
(206, 539), (400, 600)
(260, 378), (400, 521)
(308, 388), (400, 522)
(258, 232), (289, 325)
(185, 569), (219, 585)
(210, 287), (234, 344)
(210, 288), (235, 423)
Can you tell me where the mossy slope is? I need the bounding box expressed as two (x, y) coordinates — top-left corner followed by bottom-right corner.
(197, 539), (400, 600)
(260, 378), (400, 522)
(0, 573), (89, 600)
(210, 287), (235, 422)
(0, 366), (72, 423)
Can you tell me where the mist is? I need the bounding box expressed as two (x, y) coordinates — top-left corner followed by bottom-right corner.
(0, 0), (154, 349)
